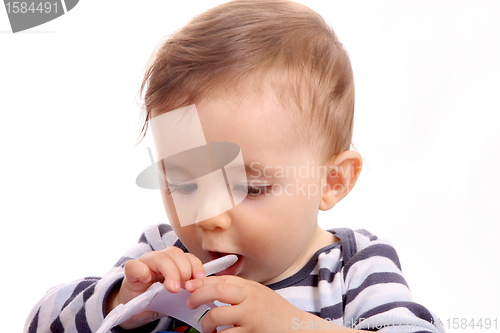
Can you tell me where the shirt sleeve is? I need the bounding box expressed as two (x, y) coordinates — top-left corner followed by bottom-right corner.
(23, 224), (180, 333)
(342, 231), (445, 333)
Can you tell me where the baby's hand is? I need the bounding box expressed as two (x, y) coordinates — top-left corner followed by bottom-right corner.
(106, 247), (205, 330)
(185, 275), (305, 333)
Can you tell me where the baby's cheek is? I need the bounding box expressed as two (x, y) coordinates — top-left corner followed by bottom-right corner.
(173, 227), (199, 250)
(160, 191), (179, 220)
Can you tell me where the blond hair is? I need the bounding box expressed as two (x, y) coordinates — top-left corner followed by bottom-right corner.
(138, 0), (355, 163)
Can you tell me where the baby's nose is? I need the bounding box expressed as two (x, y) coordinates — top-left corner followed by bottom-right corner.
(196, 211), (232, 231)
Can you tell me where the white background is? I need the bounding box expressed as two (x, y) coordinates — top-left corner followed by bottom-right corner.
(1, 1), (499, 332)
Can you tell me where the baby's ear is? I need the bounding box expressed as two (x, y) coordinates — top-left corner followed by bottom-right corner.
(319, 150), (362, 211)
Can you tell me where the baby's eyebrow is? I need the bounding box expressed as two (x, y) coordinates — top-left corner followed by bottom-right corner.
(224, 162), (281, 179)
(164, 159), (281, 180)
(245, 165), (266, 177)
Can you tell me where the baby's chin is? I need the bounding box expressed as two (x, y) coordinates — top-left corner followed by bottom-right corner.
(236, 267), (285, 285)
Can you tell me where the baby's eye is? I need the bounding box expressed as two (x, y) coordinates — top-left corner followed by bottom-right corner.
(167, 182), (198, 194)
(235, 184), (273, 198)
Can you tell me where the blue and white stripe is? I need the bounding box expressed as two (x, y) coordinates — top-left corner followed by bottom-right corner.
(24, 225), (445, 333)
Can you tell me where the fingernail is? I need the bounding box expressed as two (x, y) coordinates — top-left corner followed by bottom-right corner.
(174, 281), (180, 290)
(195, 272), (205, 279)
(185, 281), (192, 290)
(144, 275), (151, 283)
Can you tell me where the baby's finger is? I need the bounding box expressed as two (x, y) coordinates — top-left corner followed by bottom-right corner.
(123, 260), (154, 290)
(139, 251), (181, 293)
(162, 247), (196, 283)
(185, 275), (242, 292)
(200, 305), (242, 333)
(185, 253), (205, 279)
(188, 281), (245, 309)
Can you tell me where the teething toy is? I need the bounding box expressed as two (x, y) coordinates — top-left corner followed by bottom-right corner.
(96, 254), (238, 333)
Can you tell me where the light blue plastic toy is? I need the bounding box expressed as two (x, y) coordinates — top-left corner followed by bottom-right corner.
(96, 255), (238, 333)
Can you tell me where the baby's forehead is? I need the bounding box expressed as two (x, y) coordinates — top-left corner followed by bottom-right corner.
(151, 79), (327, 163)
(196, 91), (306, 141)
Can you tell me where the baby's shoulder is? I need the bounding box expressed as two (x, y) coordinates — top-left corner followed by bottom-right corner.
(352, 228), (395, 252)
(137, 223), (183, 250)
(329, 228), (401, 268)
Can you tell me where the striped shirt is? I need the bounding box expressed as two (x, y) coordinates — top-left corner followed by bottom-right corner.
(24, 224), (445, 333)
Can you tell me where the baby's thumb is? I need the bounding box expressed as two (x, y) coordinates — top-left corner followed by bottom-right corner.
(123, 260), (155, 293)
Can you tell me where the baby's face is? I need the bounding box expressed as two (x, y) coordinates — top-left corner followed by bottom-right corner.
(160, 89), (331, 284)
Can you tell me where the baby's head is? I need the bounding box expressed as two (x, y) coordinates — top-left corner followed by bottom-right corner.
(140, 0), (355, 163)
(140, 0), (362, 283)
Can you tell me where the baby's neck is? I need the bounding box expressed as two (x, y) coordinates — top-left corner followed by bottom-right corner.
(308, 225), (339, 255)
(263, 225), (337, 285)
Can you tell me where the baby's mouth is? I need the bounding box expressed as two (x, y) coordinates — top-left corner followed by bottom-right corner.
(209, 250), (239, 260)
(208, 251), (244, 276)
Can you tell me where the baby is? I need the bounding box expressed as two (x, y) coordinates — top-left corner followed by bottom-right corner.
(25, 1), (445, 332)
